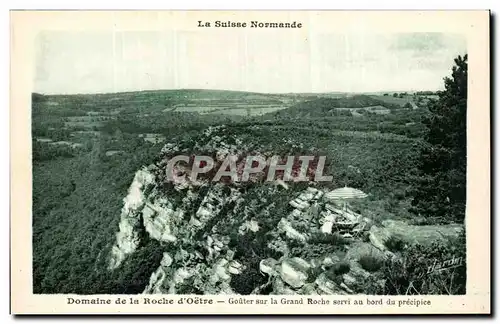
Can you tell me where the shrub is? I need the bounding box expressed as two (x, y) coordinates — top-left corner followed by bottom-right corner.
(384, 234), (407, 252)
(309, 232), (349, 246)
(324, 261), (351, 283)
(350, 274), (386, 295)
(307, 266), (324, 282)
(359, 254), (384, 272)
(230, 265), (267, 295)
(332, 261), (351, 275)
(381, 230), (466, 295)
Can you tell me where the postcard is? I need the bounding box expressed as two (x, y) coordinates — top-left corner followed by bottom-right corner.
(10, 10), (490, 315)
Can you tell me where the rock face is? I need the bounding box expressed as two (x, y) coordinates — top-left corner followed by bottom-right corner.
(107, 126), (464, 295)
(108, 169), (155, 270)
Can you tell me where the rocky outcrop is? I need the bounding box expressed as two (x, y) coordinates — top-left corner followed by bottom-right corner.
(107, 127), (463, 295)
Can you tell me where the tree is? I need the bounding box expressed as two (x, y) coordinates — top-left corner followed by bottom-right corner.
(410, 54), (467, 223)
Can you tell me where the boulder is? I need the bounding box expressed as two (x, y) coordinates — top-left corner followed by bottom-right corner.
(314, 273), (345, 295)
(260, 258), (278, 275)
(349, 262), (371, 281)
(321, 221), (334, 234)
(380, 219), (463, 246)
(298, 192), (315, 202)
(340, 282), (354, 294)
(214, 265), (230, 281)
(345, 242), (387, 262)
(368, 220), (463, 251)
(369, 225), (390, 251)
(279, 257), (310, 288)
(227, 261), (244, 275)
(160, 252), (173, 267)
(322, 255), (340, 267)
(290, 199), (310, 211)
(278, 219), (307, 242)
(343, 274), (357, 287)
(271, 277), (298, 295)
(299, 283), (319, 295)
(173, 268), (193, 285)
(306, 187), (319, 194)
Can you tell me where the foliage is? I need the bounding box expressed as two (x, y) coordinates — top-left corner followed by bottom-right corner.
(410, 55), (467, 224)
(309, 232), (350, 246)
(331, 261), (351, 275)
(382, 230), (466, 295)
(359, 254), (384, 272)
(384, 234), (407, 252)
(230, 264), (267, 295)
(325, 261), (351, 282)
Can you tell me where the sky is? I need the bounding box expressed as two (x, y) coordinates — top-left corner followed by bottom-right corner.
(33, 31), (466, 95)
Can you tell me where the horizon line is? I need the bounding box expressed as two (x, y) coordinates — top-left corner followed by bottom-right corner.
(32, 87), (443, 97)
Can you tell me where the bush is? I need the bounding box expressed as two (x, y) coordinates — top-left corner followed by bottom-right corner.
(384, 234), (407, 252)
(359, 254), (384, 272)
(381, 230), (466, 295)
(350, 275), (386, 295)
(325, 261), (351, 282)
(331, 261), (351, 276)
(309, 232), (349, 246)
(230, 264), (267, 295)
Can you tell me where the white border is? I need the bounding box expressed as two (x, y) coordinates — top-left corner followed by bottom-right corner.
(3, 1), (497, 323)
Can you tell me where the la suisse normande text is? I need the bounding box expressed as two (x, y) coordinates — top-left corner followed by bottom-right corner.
(198, 21), (303, 29)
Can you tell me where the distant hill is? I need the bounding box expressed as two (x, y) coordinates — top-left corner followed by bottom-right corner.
(270, 95), (401, 118)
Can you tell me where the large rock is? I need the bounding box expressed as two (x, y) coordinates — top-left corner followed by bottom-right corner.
(278, 219), (307, 242)
(143, 267), (167, 294)
(142, 203), (177, 243)
(260, 258), (278, 275)
(227, 261), (244, 274)
(299, 283), (319, 295)
(279, 257), (311, 288)
(369, 226), (389, 251)
(160, 252), (173, 267)
(271, 277), (299, 295)
(321, 221), (334, 234)
(369, 220), (463, 250)
(314, 273), (345, 295)
(381, 219), (463, 245)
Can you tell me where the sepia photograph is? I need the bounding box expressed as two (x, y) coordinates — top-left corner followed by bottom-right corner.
(10, 10), (490, 314)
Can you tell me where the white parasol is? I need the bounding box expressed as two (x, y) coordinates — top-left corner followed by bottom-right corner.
(324, 186), (368, 218)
